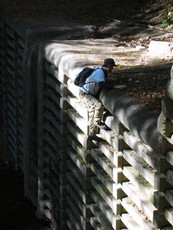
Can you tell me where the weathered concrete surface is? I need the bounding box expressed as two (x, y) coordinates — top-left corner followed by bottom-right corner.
(43, 39), (163, 152)
(44, 39), (145, 76)
(148, 41), (173, 59)
(142, 41), (173, 62)
(99, 89), (161, 152)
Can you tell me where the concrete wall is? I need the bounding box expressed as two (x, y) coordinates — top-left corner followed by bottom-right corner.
(1, 8), (173, 230)
(34, 40), (173, 230)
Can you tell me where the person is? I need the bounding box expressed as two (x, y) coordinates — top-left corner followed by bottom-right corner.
(79, 58), (126, 136)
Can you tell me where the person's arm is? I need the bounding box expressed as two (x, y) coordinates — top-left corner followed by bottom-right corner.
(114, 85), (126, 89)
(99, 82), (126, 90)
(98, 81), (114, 89)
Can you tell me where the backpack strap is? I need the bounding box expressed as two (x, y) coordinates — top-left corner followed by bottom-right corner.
(101, 67), (108, 80)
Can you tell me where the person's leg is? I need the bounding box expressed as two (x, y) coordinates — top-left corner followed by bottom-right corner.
(94, 99), (104, 125)
(79, 91), (103, 135)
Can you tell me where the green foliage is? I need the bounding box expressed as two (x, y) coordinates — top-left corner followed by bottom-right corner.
(154, 0), (170, 4)
(162, 11), (173, 28)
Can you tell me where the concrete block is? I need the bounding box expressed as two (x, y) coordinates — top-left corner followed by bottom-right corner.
(67, 122), (94, 149)
(148, 41), (173, 59)
(67, 108), (89, 135)
(66, 95), (88, 121)
(165, 190), (173, 207)
(60, 97), (70, 110)
(122, 197), (158, 230)
(89, 203), (115, 230)
(167, 169), (173, 186)
(123, 150), (159, 189)
(122, 181), (158, 223)
(123, 131), (158, 169)
(167, 151), (173, 166)
(165, 208), (173, 226)
(123, 166), (156, 203)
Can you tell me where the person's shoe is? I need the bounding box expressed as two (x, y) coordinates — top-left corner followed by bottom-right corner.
(96, 122), (107, 130)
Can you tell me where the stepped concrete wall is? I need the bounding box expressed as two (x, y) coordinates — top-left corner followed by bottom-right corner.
(0, 9), (173, 230)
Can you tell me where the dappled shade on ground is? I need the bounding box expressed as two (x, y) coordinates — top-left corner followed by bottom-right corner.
(110, 62), (171, 114)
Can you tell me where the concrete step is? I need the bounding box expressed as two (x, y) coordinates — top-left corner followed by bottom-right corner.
(122, 181), (158, 223)
(122, 197), (158, 230)
(67, 108), (89, 134)
(123, 166), (157, 204)
(121, 213), (159, 230)
(165, 208), (173, 226)
(123, 131), (158, 169)
(123, 150), (158, 188)
(67, 95), (88, 120)
(165, 190), (173, 207)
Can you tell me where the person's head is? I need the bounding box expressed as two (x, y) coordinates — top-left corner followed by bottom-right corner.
(102, 58), (116, 72)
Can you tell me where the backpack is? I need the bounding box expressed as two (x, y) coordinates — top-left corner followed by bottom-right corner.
(74, 67), (95, 87)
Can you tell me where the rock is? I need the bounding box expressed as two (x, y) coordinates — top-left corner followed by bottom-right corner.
(144, 40), (173, 60)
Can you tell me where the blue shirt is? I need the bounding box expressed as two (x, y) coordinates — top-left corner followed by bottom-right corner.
(86, 67), (105, 83)
(82, 66), (114, 95)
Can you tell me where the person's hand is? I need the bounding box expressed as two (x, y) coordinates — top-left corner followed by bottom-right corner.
(114, 85), (127, 89)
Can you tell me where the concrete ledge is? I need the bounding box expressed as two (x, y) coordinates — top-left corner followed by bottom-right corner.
(148, 41), (173, 59)
(42, 39), (162, 152)
(99, 89), (161, 152)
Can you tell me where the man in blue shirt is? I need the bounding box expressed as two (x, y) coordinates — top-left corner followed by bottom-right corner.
(79, 58), (126, 136)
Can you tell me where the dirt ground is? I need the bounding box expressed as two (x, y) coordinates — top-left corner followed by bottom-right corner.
(0, 0), (156, 26)
(111, 62), (172, 114)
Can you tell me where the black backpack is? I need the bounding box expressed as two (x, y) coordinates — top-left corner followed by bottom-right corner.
(74, 67), (95, 87)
